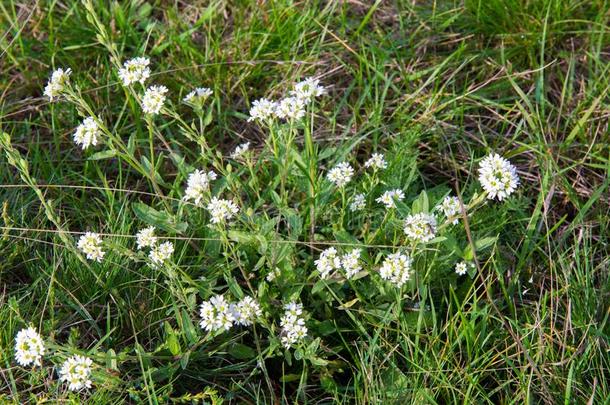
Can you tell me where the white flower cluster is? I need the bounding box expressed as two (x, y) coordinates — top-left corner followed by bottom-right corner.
(59, 354), (93, 391)
(183, 169), (217, 206)
(403, 213), (437, 243)
(44, 68), (71, 101)
(280, 302), (308, 348)
(290, 77), (326, 100)
(478, 153), (520, 201)
(327, 162), (354, 188)
(314, 247), (363, 279)
(206, 197), (239, 224)
(199, 295), (261, 332)
(141, 85), (168, 115)
(14, 328), (94, 391)
(376, 189), (405, 209)
(248, 98), (277, 122)
(231, 142), (250, 159)
(364, 153), (387, 170)
(183, 87), (213, 107)
(438, 195), (461, 224)
(248, 77), (325, 122)
(14, 327), (45, 367)
(118, 57), (151, 86)
(73, 117), (101, 150)
(135, 227), (174, 268)
(350, 193), (366, 211)
(314, 247), (342, 279)
(378, 252), (412, 287)
(341, 248), (362, 278)
(77, 232), (105, 262)
(136, 226), (157, 250)
(455, 261), (474, 276)
(149, 241), (175, 267)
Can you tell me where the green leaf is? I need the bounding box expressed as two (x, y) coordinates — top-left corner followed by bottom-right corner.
(228, 343), (256, 360)
(132, 202), (188, 234)
(411, 190), (429, 214)
(88, 149), (117, 160)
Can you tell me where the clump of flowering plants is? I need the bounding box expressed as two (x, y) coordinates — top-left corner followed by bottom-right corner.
(0, 4), (525, 399)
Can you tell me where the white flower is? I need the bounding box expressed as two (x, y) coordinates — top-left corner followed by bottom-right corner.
(59, 354), (93, 391)
(73, 117), (101, 150)
(14, 327), (45, 367)
(248, 98), (277, 122)
(44, 68), (71, 101)
(403, 213), (437, 243)
(438, 196), (461, 224)
(206, 197), (239, 224)
(149, 241), (174, 267)
(141, 85), (168, 115)
(266, 268), (281, 282)
(274, 97), (305, 121)
(378, 252), (412, 287)
(364, 153), (387, 170)
(350, 193), (366, 211)
(376, 189), (405, 209)
(314, 247), (342, 279)
(455, 261), (474, 276)
(118, 57), (151, 86)
(231, 142), (250, 159)
(183, 169), (217, 206)
(341, 249), (362, 278)
(199, 295), (235, 332)
(136, 226), (157, 250)
(280, 301), (307, 348)
(183, 87), (212, 106)
(77, 232), (105, 262)
(327, 162), (354, 188)
(290, 77), (325, 101)
(231, 296), (262, 326)
(478, 153), (520, 201)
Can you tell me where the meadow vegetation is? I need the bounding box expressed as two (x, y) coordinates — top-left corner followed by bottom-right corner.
(0, 0), (609, 403)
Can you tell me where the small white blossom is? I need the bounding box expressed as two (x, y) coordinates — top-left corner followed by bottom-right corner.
(44, 68), (71, 101)
(280, 302), (307, 348)
(290, 77), (325, 101)
(183, 87), (212, 106)
(314, 247), (342, 279)
(77, 232), (105, 262)
(136, 226), (157, 250)
(341, 249), (362, 279)
(376, 189), (405, 209)
(73, 117), (101, 150)
(438, 195), (461, 225)
(403, 213), (437, 243)
(59, 355), (93, 391)
(455, 261), (474, 276)
(266, 268), (281, 282)
(118, 57), (151, 86)
(378, 252), (412, 287)
(183, 170), (217, 206)
(149, 241), (174, 267)
(327, 162), (354, 188)
(350, 193), (366, 211)
(231, 142), (250, 159)
(206, 197), (239, 224)
(274, 97), (305, 121)
(231, 296), (262, 326)
(14, 327), (45, 367)
(248, 98), (277, 122)
(141, 85), (168, 115)
(478, 153), (520, 201)
(364, 153), (387, 170)
(199, 295), (235, 332)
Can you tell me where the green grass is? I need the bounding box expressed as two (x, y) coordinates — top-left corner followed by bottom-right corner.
(1, 0), (609, 403)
